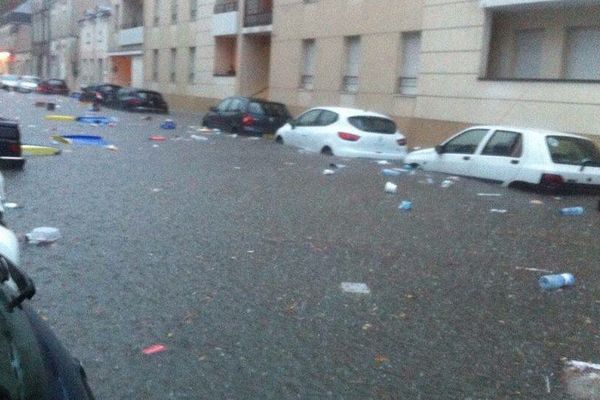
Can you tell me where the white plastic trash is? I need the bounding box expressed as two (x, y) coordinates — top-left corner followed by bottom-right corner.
(26, 227), (61, 244)
(323, 169), (335, 175)
(384, 182), (398, 194)
(441, 180), (453, 188)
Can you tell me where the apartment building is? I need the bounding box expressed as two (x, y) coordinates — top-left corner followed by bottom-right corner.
(271, 0), (600, 140)
(79, 4), (112, 87)
(108, 0), (144, 87)
(31, 0), (96, 87)
(143, 0), (273, 111)
(0, 0), (32, 75)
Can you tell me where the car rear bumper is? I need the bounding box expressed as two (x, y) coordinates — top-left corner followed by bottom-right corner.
(0, 156), (25, 169)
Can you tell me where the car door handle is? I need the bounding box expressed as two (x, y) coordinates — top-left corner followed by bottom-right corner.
(463, 156), (471, 161)
(510, 160), (519, 165)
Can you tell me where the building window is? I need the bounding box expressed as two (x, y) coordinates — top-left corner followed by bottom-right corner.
(152, 49), (159, 81)
(342, 36), (360, 93)
(214, 37), (237, 76)
(170, 48), (177, 83)
(154, 0), (160, 26)
(300, 39), (315, 90)
(190, 0), (198, 21)
(171, 1), (178, 24)
(98, 58), (103, 82)
(397, 31), (421, 96)
(188, 47), (196, 83)
(513, 29), (544, 79)
(565, 27), (600, 80)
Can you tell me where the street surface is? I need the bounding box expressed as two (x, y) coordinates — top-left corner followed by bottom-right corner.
(1, 91), (599, 399)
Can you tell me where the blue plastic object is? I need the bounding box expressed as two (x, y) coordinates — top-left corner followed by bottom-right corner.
(539, 273), (575, 290)
(61, 135), (108, 146)
(160, 120), (176, 129)
(560, 207), (584, 216)
(75, 116), (111, 125)
(398, 200), (413, 211)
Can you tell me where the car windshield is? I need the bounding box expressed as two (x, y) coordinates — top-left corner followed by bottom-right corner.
(250, 102), (289, 117)
(138, 91), (163, 102)
(3, 76), (17, 81)
(546, 135), (600, 167)
(348, 116), (397, 134)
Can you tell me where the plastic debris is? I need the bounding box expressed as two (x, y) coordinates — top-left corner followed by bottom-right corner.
(490, 209), (507, 213)
(323, 169), (335, 175)
(160, 119), (176, 129)
(141, 115), (152, 121)
(398, 200), (412, 211)
(152, 144), (159, 148)
(75, 116), (113, 125)
(340, 282), (370, 294)
(539, 273), (575, 290)
(515, 267), (553, 273)
(563, 359), (600, 399)
(21, 145), (61, 156)
(61, 135), (108, 146)
(441, 180), (453, 188)
(376, 160), (390, 165)
(381, 169), (402, 177)
(25, 227), (61, 245)
(384, 182), (398, 193)
(142, 344), (167, 355)
(3, 202), (21, 209)
(191, 135), (209, 141)
(560, 207), (584, 216)
(105, 144), (119, 151)
(478, 193), (502, 197)
(329, 163), (346, 169)
(44, 115), (75, 121)
(530, 200), (544, 205)
(149, 135), (167, 142)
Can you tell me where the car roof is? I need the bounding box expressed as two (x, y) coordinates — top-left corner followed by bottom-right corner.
(307, 106), (393, 119)
(466, 125), (592, 141)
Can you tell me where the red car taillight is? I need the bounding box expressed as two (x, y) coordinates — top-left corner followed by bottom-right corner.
(242, 114), (255, 126)
(396, 138), (407, 146)
(540, 173), (564, 186)
(338, 132), (361, 142)
(8, 143), (20, 154)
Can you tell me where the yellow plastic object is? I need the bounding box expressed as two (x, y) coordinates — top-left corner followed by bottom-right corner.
(51, 135), (71, 144)
(44, 115), (75, 121)
(21, 145), (61, 156)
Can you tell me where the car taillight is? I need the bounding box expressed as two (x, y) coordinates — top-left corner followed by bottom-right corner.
(8, 143), (19, 154)
(540, 173), (564, 186)
(396, 138), (407, 146)
(242, 114), (255, 126)
(338, 132), (361, 142)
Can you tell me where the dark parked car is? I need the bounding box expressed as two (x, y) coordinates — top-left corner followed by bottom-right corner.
(0, 225), (94, 399)
(0, 119), (24, 169)
(36, 79), (69, 95)
(202, 97), (291, 136)
(110, 88), (169, 114)
(79, 83), (122, 103)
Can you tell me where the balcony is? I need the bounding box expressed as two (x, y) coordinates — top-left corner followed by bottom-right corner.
(244, 0), (272, 28)
(214, 0), (238, 14)
(212, 11), (238, 36)
(118, 26), (143, 46)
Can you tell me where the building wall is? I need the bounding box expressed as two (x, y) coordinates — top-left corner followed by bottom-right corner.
(144, 0), (237, 105)
(79, 14), (111, 87)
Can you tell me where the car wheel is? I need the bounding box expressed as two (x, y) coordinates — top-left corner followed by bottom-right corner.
(321, 146), (334, 156)
(275, 136), (283, 144)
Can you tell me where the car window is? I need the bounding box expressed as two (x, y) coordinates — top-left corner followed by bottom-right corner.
(348, 116), (396, 134)
(294, 110), (322, 127)
(217, 99), (232, 112)
(248, 102), (265, 115)
(444, 129), (489, 154)
(546, 136), (600, 167)
(0, 125), (19, 140)
(261, 102), (290, 117)
(316, 111), (338, 126)
(228, 99), (244, 112)
(481, 130), (523, 157)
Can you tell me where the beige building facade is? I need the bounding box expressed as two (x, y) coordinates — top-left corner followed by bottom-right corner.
(78, 5), (112, 87)
(270, 0), (600, 142)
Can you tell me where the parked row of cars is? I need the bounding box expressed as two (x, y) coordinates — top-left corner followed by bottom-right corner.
(80, 83), (169, 114)
(0, 74), (69, 95)
(201, 96), (600, 192)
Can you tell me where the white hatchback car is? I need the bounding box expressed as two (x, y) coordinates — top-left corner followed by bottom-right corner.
(405, 126), (600, 190)
(275, 107), (407, 160)
(17, 75), (41, 93)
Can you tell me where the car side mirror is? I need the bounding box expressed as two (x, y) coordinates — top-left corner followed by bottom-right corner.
(435, 144), (445, 155)
(209, 106), (217, 112)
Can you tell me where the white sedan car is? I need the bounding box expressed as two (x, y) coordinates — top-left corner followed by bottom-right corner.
(1, 75), (19, 91)
(275, 107), (407, 160)
(17, 75), (40, 93)
(405, 126), (600, 190)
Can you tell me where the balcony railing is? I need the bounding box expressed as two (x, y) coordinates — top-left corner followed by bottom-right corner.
(299, 74), (314, 90)
(121, 18), (143, 30)
(244, 0), (272, 27)
(214, 0), (239, 14)
(396, 76), (417, 96)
